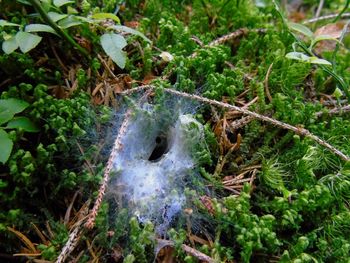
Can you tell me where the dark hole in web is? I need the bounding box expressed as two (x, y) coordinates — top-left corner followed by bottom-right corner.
(149, 134), (169, 162)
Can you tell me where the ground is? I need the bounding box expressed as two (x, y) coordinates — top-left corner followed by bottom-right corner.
(1, 0), (350, 262)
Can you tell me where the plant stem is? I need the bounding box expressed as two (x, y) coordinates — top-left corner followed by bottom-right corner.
(27, 0), (90, 57)
(122, 85), (350, 162)
(333, 0), (350, 22)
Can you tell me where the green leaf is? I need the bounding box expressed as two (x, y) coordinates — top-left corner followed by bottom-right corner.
(91, 13), (121, 23)
(25, 24), (58, 35)
(15, 31), (42, 53)
(309, 57), (332, 65)
(58, 16), (82, 29)
(0, 129), (13, 164)
(75, 16), (94, 24)
(332, 87), (343, 99)
(5, 117), (39, 132)
(0, 19), (20, 27)
(286, 52), (332, 65)
(311, 35), (341, 48)
(16, 0), (31, 4)
(48, 12), (68, 22)
(111, 25), (152, 43)
(2, 36), (19, 54)
(0, 98), (29, 115)
(53, 0), (74, 7)
(100, 33), (127, 68)
(286, 52), (310, 62)
(0, 110), (14, 125)
(288, 22), (313, 38)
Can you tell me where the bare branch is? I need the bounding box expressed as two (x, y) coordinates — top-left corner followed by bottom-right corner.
(303, 12), (350, 24)
(122, 86), (350, 161)
(157, 239), (216, 263)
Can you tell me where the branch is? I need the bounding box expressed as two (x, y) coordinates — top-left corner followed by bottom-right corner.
(315, 105), (350, 117)
(27, 0), (90, 57)
(122, 85), (350, 162)
(85, 91), (152, 229)
(157, 239), (216, 263)
(303, 12), (350, 24)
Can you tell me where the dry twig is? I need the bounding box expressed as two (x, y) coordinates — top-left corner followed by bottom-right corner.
(264, 63), (273, 103)
(122, 85), (350, 161)
(315, 105), (350, 117)
(303, 12), (350, 24)
(157, 239), (216, 263)
(85, 91), (152, 229)
(56, 227), (83, 263)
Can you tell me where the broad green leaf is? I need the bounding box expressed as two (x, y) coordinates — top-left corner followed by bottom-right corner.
(288, 22), (313, 38)
(91, 13), (121, 23)
(48, 12), (68, 22)
(58, 16), (82, 29)
(67, 6), (79, 14)
(286, 52), (332, 65)
(311, 35), (341, 48)
(111, 25), (152, 43)
(0, 98), (29, 115)
(16, 0), (31, 5)
(309, 57), (332, 65)
(0, 19), (20, 27)
(6, 117), (39, 132)
(75, 16), (94, 24)
(25, 24), (58, 35)
(332, 87), (343, 99)
(286, 52), (310, 62)
(2, 36), (19, 54)
(100, 33), (127, 68)
(0, 110), (14, 125)
(53, 0), (74, 7)
(15, 31), (42, 53)
(0, 129), (13, 164)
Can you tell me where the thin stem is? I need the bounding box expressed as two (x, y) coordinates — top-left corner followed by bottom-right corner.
(333, 0), (350, 22)
(303, 12), (350, 24)
(315, 0), (325, 19)
(122, 85), (350, 162)
(27, 0), (90, 57)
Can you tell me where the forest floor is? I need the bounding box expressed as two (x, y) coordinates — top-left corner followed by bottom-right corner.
(1, 0), (350, 262)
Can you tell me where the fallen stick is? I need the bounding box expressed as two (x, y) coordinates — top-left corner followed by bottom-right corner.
(85, 90), (152, 229)
(157, 239), (216, 263)
(122, 85), (350, 162)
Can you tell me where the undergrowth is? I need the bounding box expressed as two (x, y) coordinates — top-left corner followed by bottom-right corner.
(1, 0), (350, 262)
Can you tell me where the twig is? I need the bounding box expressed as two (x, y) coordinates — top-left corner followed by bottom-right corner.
(190, 28), (266, 58)
(315, 0), (325, 19)
(98, 54), (117, 79)
(315, 105), (350, 117)
(49, 39), (69, 73)
(56, 201), (90, 263)
(121, 86), (350, 161)
(157, 239), (216, 263)
(264, 63), (273, 103)
(64, 191), (79, 225)
(55, 227), (83, 263)
(230, 116), (254, 130)
(85, 91), (151, 229)
(208, 28), (266, 47)
(85, 108), (132, 229)
(303, 12), (350, 24)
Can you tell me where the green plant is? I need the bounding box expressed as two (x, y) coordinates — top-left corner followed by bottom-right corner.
(0, 0), (151, 68)
(0, 98), (38, 164)
(272, 0), (350, 100)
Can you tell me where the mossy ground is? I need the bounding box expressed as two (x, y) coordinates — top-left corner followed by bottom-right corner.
(1, 0), (350, 262)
